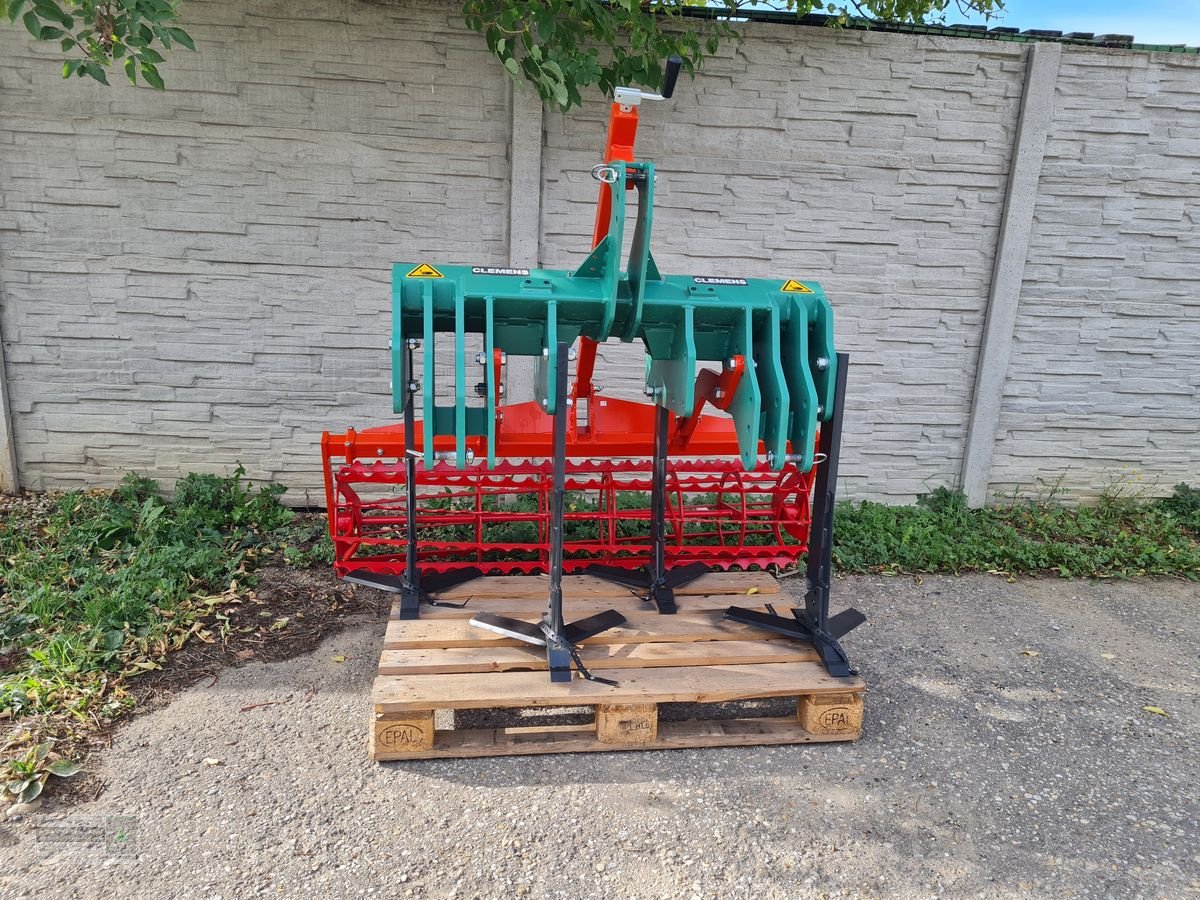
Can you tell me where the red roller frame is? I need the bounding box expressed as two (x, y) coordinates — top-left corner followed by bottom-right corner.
(319, 95), (821, 578)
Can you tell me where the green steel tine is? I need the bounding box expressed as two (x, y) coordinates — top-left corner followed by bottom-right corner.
(544, 301), (559, 415)
(422, 280), (436, 468)
(808, 295), (837, 422)
(728, 306), (762, 470)
(485, 295), (496, 468)
(391, 268), (406, 415)
(782, 296), (818, 471)
(647, 304), (696, 415)
(454, 288), (467, 468)
(756, 303), (790, 470)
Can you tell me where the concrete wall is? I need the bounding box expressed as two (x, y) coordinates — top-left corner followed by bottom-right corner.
(989, 48), (1200, 497)
(0, 1), (1197, 502)
(0, 0), (511, 498)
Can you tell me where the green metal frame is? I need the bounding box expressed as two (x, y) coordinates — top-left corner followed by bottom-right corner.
(392, 161), (837, 472)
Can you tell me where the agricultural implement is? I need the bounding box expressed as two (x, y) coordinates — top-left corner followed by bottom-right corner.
(321, 59), (863, 682)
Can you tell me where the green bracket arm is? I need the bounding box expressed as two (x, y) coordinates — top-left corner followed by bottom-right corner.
(572, 161), (627, 340)
(622, 162), (655, 343)
(755, 303), (791, 469)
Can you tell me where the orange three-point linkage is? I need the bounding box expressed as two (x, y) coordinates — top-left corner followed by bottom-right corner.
(570, 99), (640, 433)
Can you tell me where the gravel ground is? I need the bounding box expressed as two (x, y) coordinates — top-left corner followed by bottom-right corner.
(1, 574), (1196, 899)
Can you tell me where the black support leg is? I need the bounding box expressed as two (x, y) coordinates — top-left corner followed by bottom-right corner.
(397, 349), (422, 619)
(588, 402), (708, 614)
(469, 341), (626, 684)
(342, 340), (480, 616)
(724, 352), (864, 677)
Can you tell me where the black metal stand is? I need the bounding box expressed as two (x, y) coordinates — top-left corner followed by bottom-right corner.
(342, 340), (481, 618)
(587, 403), (708, 614)
(469, 342), (626, 684)
(724, 352), (865, 677)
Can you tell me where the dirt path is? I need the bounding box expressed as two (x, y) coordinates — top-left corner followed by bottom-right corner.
(2, 575), (1196, 899)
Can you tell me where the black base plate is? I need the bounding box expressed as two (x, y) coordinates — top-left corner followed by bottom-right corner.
(469, 609), (628, 647)
(585, 562), (709, 615)
(723, 605), (865, 678)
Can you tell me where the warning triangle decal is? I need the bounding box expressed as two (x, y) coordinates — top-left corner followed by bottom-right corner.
(407, 263), (444, 279)
(781, 279), (814, 294)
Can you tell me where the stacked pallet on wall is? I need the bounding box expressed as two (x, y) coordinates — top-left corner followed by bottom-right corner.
(369, 572), (865, 760)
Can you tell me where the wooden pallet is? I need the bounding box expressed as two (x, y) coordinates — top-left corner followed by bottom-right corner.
(370, 571), (865, 760)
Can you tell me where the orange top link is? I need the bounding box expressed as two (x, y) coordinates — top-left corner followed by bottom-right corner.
(590, 102), (640, 245)
(573, 101), (641, 423)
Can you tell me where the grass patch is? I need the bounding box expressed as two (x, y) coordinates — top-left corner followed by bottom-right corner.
(0, 467), (322, 804)
(834, 484), (1200, 579)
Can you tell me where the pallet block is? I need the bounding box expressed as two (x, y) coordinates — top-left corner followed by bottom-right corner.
(369, 571), (865, 760)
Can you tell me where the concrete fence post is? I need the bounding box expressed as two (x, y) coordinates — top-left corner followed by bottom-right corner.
(960, 41), (1061, 507)
(0, 315), (18, 493)
(505, 80), (545, 403)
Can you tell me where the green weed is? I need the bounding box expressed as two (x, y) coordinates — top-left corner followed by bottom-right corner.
(1, 467), (294, 773)
(833, 484), (1200, 578)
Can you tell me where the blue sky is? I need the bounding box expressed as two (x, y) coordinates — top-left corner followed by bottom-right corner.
(954, 0), (1200, 46)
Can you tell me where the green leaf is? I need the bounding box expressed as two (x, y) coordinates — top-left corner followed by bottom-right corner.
(124, 56), (136, 84)
(21, 8), (38, 37)
(7, 1), (29, 24)
(81, 62), (110, 85)
(47, 759), (81, 777)
(141, 62), (164, 90)
(30, 0), (69, 27)
(502, 56), (519, 76)
(18, 778), (43, 803)
(137, 46), (164, 65)
(6, 778), (33, 796)
(164, 27), (195, 51)
(37, 24), (63, 39)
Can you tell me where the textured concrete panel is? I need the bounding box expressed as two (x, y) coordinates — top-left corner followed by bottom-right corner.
(989, 48), (1200, 500)
(0, 0), (512, 494)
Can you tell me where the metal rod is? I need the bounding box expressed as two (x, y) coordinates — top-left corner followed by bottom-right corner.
(396, 342), (423, 619)
(649, 402), (669, 586)
(545, 341), (569, 635)
(403, 345), (419, 593)
(804, 352), (849, 629)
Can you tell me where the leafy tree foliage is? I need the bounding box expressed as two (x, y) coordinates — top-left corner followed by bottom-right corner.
(463, 0), (1002, 108)
(1, 0), (193, 88)
(2, 0), (1001, 102)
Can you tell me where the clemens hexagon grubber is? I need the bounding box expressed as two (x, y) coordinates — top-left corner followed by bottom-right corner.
(321, 58), (863, 681)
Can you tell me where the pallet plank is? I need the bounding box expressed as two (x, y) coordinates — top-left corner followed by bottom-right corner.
(397, 591), (767, 620)
(382, 608), (784, 650)
(371, 715), (858, 761)
(379, 639), (819, 675)
(407, 571), (779, 603)
(372, 661), (861, 713)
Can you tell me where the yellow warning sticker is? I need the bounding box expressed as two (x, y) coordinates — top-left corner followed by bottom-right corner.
(781, 279), (814, 294)
(407, 263), (444, 279)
